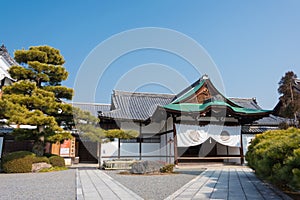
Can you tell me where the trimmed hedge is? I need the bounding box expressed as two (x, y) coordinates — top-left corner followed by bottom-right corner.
(1, 151), (65, 173)
(246, 127), (300, 190)
(2, 151), (36, 173)
(32, 156), (50, 164)
(49, 156), (65, 167)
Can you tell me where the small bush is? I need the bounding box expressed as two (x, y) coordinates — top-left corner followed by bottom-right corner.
(49, 156), (65, 167)
(2, 151), (36, 173)
(160, 164), (175, 173)
(32, 156), (50, 164)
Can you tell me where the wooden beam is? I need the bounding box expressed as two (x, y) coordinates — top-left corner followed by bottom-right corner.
(139, 122), (142, 160)
(172, 116), (178, 165)
(118, 138), (120, 159)
(240, 132), (244, 165)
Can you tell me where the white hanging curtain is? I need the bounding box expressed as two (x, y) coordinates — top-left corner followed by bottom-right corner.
(176, 124), (241, 147)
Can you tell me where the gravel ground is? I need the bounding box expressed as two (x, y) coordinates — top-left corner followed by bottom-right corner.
(0, 169), (76, 200)
(104, 168), (205, 200)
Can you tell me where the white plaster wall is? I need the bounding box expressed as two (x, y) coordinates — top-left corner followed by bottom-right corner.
(159, 132), (174, 163)
(101, 139), (118, 158)
(141, 143), (161, 156)
(242, 134), (255, 156)
(120, 143), (139, 156)
(0, 57), (10, 71)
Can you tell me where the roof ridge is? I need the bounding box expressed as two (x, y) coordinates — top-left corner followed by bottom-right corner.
(72, 102), (111, 106)
(229, 97), (256, 100)
(0, 44), (19, 66)
(113, 90), (175, 97)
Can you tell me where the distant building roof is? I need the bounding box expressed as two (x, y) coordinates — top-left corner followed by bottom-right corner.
(0, 45), (18, 66)
(293, 78), (300, 93)
(103, 90), (174, 121)
(72, 102), (111, 117)
(0, 44), (16, 84)
(229, 98), (262, 110)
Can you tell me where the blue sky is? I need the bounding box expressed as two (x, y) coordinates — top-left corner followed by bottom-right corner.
(2, 1), (300, 109)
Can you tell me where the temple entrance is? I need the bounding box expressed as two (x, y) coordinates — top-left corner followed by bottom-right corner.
(77, 140), (98, 163)
(177, 137), (241, 164)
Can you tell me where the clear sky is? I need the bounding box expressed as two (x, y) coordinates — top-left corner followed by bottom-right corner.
(2, 0), (300, 109)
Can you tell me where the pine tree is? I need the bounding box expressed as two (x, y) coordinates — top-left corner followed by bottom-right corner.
(0, 46), (74, 156)
(0, 45), (139, 158)
(278, 71), (300, 125)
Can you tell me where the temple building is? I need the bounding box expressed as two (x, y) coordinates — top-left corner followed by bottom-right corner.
(0, 44), (288, 165)
(93, 75), (286, 165)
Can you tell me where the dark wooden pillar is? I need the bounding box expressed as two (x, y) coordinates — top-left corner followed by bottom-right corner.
(172, 116), (178, 165)
(240, 132), (244, 165)
(118, 139), (120, 159)
(139, 122), (142, 160)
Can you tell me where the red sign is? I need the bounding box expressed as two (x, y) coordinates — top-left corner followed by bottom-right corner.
(60, 140), (71, 157)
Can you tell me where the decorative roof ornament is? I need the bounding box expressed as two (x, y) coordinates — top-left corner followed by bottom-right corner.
(0, 44), (8, 53)
(202, 74), (209, 80)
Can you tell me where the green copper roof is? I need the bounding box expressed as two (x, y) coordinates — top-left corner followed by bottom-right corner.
(163, 101), (271, 114)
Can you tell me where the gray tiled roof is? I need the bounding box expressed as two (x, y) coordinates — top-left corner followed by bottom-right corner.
(229, 98), (262, 110)
(0, 45), (18, 66)
(242, 125), (279, 133)
(100, 90), (285, 127)
(102, 90), (175, 120)
(254, 114), (290, 125)
(229, 98), (290, 125)
(72, 102), (111, 117)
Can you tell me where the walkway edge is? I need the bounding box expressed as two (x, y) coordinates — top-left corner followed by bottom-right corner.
(165, 169), (208, 200)
(76, 168), (84, 200)
(99, 170), (143, 199)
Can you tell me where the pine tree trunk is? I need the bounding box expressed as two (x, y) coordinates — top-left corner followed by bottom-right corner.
(32, 126), (45, 156)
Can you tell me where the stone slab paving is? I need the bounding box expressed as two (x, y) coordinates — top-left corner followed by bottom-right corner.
(166, 166), (292, 200)
(76, 165), (292, 200)
(76, 169), (142, 200)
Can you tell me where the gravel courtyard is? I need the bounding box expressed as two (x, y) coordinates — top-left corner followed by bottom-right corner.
(0, 169), (76, 200)
(104, 168), (205, 200)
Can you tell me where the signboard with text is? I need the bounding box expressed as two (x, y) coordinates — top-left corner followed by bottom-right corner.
(60, 139), (71, 157)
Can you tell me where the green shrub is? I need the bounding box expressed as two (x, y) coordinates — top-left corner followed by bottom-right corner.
(2, 151), (36, 173)
(160, 164), (175, 173)
(43, 153), (58, 158)
(2, 151), (35, 163)
(49, 156), (65, 167)
(39, 166), (68, 172)
(32, 156), (50, 164)
(246, 127), (300, 190)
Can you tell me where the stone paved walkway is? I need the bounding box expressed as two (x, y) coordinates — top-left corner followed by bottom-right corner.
(76, 166), (292, 200)
(76, 169), (142, 200)
(166, 167), (291, 200)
